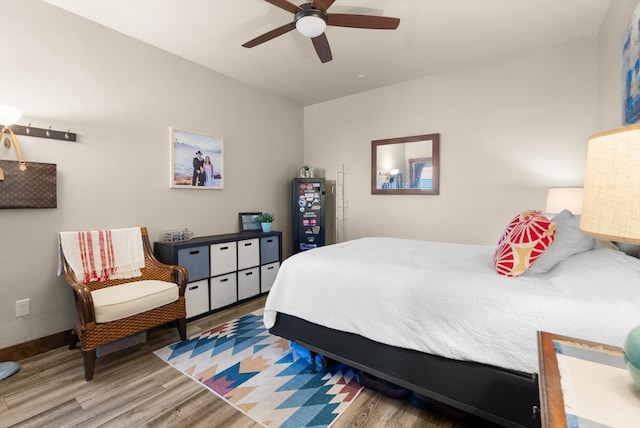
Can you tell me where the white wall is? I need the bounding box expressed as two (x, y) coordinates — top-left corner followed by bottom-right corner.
(305, 38), (599, 244)
(0, 1), (303, 349)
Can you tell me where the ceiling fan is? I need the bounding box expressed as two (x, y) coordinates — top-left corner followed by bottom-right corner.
(242, 0), (400, 63)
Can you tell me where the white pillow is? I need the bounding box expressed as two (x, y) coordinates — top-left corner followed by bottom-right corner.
(526, 210), (595, 275)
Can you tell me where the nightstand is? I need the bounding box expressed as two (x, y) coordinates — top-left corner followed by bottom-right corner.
(537, 331), (640, 428)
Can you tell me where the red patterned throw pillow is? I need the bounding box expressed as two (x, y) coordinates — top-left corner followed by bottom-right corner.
(494, 210), (557, 277)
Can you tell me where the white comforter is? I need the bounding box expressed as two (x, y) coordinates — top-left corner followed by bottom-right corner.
(264, 237), (640, 373)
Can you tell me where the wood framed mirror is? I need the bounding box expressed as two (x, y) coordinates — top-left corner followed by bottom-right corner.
(371, 133), (440, 195)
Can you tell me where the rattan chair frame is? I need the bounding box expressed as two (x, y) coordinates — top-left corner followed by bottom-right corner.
(60, 227), (188, 381)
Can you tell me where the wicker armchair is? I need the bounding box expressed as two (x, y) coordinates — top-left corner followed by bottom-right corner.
(60, 227), (188, 381)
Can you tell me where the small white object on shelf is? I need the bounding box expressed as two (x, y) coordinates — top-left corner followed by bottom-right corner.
(160, 228), (194, 243)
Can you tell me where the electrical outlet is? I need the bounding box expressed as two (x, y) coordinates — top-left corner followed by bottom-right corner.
(16, 299), (29, 317)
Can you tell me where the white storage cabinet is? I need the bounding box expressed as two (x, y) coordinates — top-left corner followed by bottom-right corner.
(154, 231), (282, 319)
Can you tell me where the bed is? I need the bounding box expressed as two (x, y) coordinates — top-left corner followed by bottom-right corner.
(262, 212), (640, 428)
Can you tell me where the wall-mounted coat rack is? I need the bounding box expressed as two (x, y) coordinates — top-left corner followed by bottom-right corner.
(7, 123), (76, 142)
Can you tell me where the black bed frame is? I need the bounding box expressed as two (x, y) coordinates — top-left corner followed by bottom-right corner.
(270, 313), (541, 428)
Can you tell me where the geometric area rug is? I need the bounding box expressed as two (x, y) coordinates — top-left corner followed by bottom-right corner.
(154, 309), (362, 427)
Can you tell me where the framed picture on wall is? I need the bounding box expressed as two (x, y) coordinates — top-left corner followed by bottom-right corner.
(170, 127), (224, 189)
(623, 3), (640, 124)
(239, 212), (262, 232)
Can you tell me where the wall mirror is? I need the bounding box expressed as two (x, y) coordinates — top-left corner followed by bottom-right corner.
(371, 133), (440, 195)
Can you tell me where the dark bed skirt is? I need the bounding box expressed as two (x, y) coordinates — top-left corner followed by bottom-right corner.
(269, 313), (541, 428)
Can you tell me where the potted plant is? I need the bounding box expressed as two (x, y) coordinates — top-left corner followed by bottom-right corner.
(259, 212), (275, 232)
(300, 165), (313, 178)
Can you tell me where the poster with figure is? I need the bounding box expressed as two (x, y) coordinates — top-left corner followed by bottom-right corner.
(623, 3), (640, 124)
(170, 127), (223, 189)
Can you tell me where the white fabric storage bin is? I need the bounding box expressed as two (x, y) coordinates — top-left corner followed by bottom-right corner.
(210, 273), (237, 310)
(238, 267), (260, 300)
(210, 241), (237, 276)
(185, 279), (209, 318)
(260, 262), (279, 293)
(238, 238), (259, 270)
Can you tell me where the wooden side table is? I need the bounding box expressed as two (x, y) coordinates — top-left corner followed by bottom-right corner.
(537, 331), (626, 428)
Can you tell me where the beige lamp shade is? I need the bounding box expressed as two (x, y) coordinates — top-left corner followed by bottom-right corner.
(545, 187), (583, 215)
(580, 124), (640, 244)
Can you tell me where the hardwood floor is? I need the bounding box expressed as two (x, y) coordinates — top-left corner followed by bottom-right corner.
(0, 297), (494, 428)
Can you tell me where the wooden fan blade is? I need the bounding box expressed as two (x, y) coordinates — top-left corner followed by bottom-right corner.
(311, 0), (336, 12)
(311, 33), (332, 63)
(265, 0), (302, 14)
(242, 22), (296, 48)
(327, 13), (400, 30)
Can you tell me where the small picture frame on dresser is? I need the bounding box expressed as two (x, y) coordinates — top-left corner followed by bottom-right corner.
(239, 212), (261, 232)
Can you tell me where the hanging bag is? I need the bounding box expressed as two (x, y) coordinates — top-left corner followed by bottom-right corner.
(0, 127), (57, 209)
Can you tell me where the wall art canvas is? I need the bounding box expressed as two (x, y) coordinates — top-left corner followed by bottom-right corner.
(170, 127), (223, 189)
(623, 3), (640, 124)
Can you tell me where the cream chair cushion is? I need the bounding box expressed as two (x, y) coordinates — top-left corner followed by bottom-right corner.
(91, 280), (178, 323)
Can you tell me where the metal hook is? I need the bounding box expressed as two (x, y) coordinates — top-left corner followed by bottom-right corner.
(64, 129), (70, 140)
(46, 126), (51, 137)
(26, 122), (31, 134)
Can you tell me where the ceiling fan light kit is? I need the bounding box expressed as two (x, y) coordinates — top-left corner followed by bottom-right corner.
(243, 0), (400, 63)
(295, 9), (328, 38)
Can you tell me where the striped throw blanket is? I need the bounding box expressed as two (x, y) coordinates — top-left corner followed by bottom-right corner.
(59, 228), (144, 283)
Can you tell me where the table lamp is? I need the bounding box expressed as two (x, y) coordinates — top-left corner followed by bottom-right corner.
(545, 187), (583, 216)
(580, 124), (640, 388)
